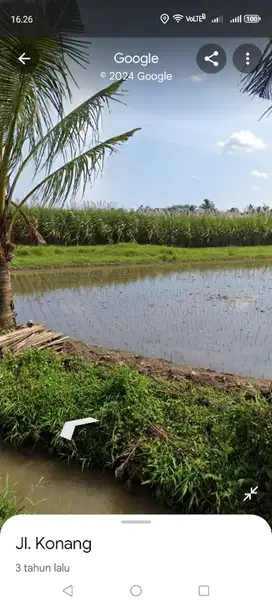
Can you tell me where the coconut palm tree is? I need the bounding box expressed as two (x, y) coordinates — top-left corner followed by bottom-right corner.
(181, 204), (197, 214)
(0, 36), (140, 328)
(245, 204), (255, 214)
(228, 207), (240, 214)
(199, 198), (216, 212)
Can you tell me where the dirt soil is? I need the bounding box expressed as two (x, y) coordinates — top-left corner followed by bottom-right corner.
(11, 257), (272, 272)
(11, 262), (162, 271)
(61, 338), (272, 395)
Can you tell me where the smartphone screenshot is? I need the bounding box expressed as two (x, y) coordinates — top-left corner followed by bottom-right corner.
(0, 0), (271, 603)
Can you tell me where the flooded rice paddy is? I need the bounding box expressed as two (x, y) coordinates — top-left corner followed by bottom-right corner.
(11, 262), (272, 379)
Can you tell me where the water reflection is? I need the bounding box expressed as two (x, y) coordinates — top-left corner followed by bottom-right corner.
(12, 263), (272, 379)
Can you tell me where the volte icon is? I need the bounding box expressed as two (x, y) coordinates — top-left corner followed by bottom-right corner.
(211, 15), (223, 23)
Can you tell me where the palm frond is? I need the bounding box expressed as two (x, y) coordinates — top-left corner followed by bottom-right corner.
(8, 129), (141, 235)
(241, 37), (272, 117)
(10, 202), (46, 245)
(0, 35), (90, 189)
(25, 130), (140, 208)
(0, 36), (90, 150)
(8, 80), (128, 200)
(17, 80), (126, 188)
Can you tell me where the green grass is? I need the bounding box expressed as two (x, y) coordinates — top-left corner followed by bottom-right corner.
(0, 475), (45, 527)
(0, 348), (271, 523)
(12, 243), (272, 268)
(0, 477), (25, 527)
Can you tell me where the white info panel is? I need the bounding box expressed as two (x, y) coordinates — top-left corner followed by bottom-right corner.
(0, 514), (271, 605)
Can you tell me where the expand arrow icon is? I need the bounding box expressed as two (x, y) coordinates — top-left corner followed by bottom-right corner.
(19, 52), (31, 65)
(60, 417), (99, 440)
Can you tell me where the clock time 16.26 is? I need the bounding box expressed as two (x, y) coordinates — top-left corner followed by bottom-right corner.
(11, 15), (33, 24)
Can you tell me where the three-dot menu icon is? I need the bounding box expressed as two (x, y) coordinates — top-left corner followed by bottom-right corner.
(232, 44), (262, 73)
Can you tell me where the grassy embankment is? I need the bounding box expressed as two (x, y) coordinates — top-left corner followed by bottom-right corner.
(0, 349), (271, 525)
(12, 243), (272, 268)
(11, 207), (272, 267)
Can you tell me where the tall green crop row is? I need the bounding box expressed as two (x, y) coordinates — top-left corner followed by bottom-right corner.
(12, 207), (272, 247)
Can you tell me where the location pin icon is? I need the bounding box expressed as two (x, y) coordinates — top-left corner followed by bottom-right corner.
(160, 13), (169, 24)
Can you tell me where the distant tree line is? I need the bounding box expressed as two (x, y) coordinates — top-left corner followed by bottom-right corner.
(136, 199), (272, 215)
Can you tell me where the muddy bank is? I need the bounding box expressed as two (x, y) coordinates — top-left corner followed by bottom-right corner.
(11, 257), (272, 272)
(11, 261), (168, 272)
(61, 338), (272, 394)
(3, 322), (271, 392)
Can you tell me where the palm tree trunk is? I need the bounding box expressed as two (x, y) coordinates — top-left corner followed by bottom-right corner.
(0, 189), (16, 328)
(0, 256), (16, 329)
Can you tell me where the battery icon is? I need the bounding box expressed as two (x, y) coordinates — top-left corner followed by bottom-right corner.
(244, 14), (261, 23)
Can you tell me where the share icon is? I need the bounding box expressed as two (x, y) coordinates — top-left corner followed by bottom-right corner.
(204, 50), (219, 66)
(196, 43), (227, 73)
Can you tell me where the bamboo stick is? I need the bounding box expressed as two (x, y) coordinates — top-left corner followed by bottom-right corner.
(38, 336), (68, 349)
(0, 324), (68, 355)
(12, 332), (64, 352)
(0, 325), (44, 347)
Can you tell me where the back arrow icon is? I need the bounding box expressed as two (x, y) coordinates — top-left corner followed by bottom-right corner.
(63, 585), (73, 597)
(19, 52), (31, 65)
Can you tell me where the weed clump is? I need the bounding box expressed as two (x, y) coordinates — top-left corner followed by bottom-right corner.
(0, 475), (45, 527)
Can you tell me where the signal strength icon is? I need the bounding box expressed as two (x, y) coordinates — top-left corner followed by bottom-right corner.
(230, 14), (242, 23)
(211, 15), (223, 23)
(172, 13), (183, 22)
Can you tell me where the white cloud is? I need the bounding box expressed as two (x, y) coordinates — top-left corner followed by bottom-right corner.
(217, 130), (267, 153)
(190, 75), (204, 83)
(250, 170), (268, 178)
(192, 175), (200, 180)
(252, 184), (260, 191)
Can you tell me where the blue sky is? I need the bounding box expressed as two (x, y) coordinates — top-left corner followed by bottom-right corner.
(16, 37), (272, 211)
